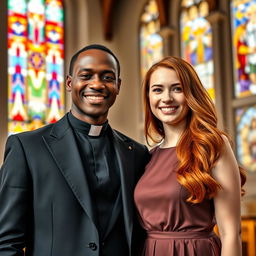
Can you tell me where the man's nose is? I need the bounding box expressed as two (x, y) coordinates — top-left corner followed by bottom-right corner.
(89, 76), (105, 90)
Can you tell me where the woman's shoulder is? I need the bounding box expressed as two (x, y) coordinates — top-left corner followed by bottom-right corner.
(149, 145), (160, 154)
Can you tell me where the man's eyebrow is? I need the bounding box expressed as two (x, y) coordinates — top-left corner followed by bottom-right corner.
(78, 68), (116, 74)
(77, 68), (92, 73)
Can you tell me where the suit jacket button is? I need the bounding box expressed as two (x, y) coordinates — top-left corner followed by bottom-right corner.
(88, 242), (97, 251)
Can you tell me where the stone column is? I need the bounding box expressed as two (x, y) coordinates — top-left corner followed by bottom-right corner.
(158, 26), (175, 57)
(206, 11), (227, 130)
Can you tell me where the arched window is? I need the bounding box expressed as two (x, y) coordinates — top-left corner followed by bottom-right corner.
(231, 0), (256, 172)
(231, 0), (256, 98)
(8, 0), (64, 134)
(140, 0), (164, 79)
(180, 0), (214, 100)
(236, 105), (256, 172)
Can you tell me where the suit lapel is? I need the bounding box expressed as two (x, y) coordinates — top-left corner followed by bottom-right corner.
(42, 114), (97, 226)
(112, 130), (135, 249)
(43, 117), (137, 248)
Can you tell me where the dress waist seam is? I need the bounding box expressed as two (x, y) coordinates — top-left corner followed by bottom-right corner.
(147, 230), (216, 239)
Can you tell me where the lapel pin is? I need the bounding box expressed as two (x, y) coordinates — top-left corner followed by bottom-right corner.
(128, 145), (132, 150)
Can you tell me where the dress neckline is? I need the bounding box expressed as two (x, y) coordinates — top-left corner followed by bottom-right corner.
(158, 145), (176, 150)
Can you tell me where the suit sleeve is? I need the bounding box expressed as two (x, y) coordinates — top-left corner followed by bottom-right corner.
(0, 135), (31, 255)
(132, 144), (150, 255)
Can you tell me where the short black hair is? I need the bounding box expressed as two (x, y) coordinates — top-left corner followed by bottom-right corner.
(68, 44), (120, 77)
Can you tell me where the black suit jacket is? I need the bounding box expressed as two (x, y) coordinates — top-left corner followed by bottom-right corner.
(0, 114), (150, 256)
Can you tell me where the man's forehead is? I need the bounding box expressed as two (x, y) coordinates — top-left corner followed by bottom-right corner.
(78, 49), (115, 62)
(75, 49), (117, 70)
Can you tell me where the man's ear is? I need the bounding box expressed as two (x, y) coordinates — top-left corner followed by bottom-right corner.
(66, 75), (72, 92)
(116, 78), (121, 95)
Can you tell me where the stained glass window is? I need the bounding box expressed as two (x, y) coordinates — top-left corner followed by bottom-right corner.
(231, 0), (256, 98)
(180, 0), (214, 100)
(236, 105), (256, 172)
(8, 0), (64, 134)
(140, 0), (163, 79)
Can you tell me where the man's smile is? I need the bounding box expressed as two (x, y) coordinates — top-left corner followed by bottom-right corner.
(82, 93), (108, 104)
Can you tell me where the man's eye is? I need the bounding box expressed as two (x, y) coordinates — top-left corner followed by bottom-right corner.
(80, 74), (91, 79)
(103, 75), (115, 82)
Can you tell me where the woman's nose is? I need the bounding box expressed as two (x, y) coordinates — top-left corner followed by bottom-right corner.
(162, 91), (174, 102)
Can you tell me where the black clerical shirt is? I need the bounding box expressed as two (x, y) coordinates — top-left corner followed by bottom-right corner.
(68, 112), (121, 241)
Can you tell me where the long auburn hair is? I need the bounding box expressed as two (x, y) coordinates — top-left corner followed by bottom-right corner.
(143, 56), (246, 203)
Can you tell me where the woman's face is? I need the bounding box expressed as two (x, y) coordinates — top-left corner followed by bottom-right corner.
(148, 67), (189, 127)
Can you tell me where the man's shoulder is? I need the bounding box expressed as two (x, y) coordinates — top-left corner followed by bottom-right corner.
(13, 122), (55, 139)
(13, 114), (68, 140)
(112, 129), (147, 149)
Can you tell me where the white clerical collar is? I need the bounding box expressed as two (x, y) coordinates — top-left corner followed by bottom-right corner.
(68, 112), (109, 136)
(88, 125), (103, 136)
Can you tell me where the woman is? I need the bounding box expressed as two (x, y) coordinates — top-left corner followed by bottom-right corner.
(134, 56), (246, 256)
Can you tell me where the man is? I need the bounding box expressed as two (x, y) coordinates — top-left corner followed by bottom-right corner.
(0, 44), (149, 256)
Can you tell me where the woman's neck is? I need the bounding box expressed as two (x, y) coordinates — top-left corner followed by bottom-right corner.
(161, 121), (186, 148)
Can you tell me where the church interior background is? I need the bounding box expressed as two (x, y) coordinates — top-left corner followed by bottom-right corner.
(0, 0), (256, 254)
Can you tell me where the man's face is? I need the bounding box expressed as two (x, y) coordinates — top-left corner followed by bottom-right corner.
(66, 49), (121, 124)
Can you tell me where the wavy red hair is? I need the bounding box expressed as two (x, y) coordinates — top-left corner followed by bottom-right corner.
(143, 56), (246, 203)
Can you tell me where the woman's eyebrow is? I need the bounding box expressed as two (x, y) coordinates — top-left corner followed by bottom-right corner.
(150, 82), (181, 88)
(150, 84), (163, 88)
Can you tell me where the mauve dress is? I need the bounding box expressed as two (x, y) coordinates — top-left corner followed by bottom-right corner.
(134, 146), (221, 256)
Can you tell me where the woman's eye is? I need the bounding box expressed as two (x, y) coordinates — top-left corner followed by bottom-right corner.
(152, 88), (162, 93)
(173, 87), (182, 92)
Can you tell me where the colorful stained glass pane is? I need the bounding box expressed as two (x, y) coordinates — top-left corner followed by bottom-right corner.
(180, 0), (215, 100)
(45, 0), (64, 124)
(27, 0), (47, 129)
(140, 0), (163, 79)
(8, 0), (64, 134)
(236, 105), (256, 172)
(8, 0), (28, 133)
(231, 0), (256, 98)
